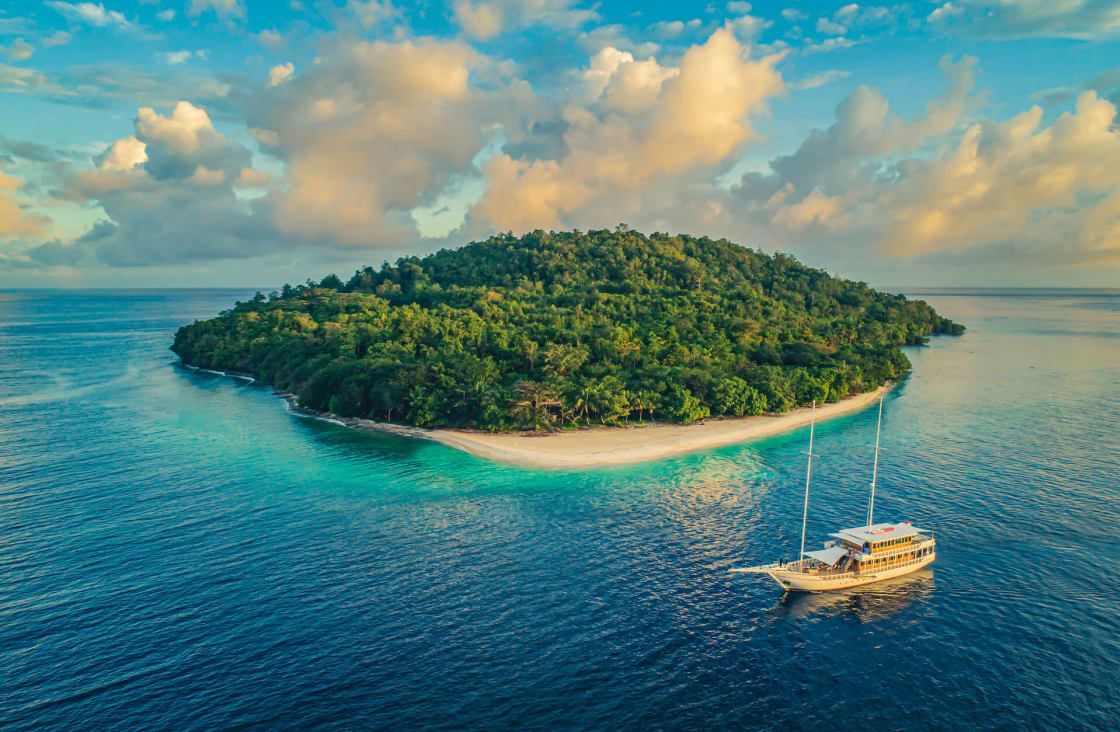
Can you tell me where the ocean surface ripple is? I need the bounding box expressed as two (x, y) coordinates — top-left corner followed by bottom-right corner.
(1, 288), (1118, 730)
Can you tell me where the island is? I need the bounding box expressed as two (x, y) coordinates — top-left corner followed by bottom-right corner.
(172, 228), (963, 466)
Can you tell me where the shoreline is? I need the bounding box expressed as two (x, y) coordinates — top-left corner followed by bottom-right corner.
(181, 361), (892, 469)
(428, 385), (893, 468)
(273, 378), (893, 469)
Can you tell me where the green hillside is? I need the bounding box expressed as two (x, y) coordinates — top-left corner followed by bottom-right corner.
(172, 228), (964, 430)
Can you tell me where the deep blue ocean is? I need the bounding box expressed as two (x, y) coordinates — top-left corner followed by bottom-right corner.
(1, 288), (1118, 730)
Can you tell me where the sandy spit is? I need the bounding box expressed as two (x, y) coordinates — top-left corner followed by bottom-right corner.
(278, 384), (893, 470)
(427, 385), (892, 469)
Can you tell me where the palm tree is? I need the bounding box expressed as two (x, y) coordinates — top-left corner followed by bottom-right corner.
(573, 383), (596, 426)
(509, 380), (561, 430)
(636, 389), (659, 422)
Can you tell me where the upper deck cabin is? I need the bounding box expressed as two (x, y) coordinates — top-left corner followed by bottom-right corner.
(828, 522), (933, 556)
(800, 521), (937, 574)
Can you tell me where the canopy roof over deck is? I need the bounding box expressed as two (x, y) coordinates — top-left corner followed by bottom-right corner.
(804, 546), (848, 565)
(829, 522), (926, 546)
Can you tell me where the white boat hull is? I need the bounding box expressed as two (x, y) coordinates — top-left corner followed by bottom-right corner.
(765, 553), (935, 592)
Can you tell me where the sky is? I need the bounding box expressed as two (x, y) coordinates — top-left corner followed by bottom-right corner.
(1, 1), (1119, 289)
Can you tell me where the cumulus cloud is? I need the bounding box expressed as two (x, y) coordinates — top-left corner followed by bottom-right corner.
(871, 92), (1120, 262)
(927, 0), (1120, 39)
(245, 37), (504, 247)
(268, 62), (294, 86)
(132, 101), (250, 180)
(48, 101), (276, 266)
(730, 61), (1120, 268)
(97, 135), (147, 171)
(580, 46), (681, 107)
(9, 11), (1118, 281)
(470, 28), (784, 232)
(729, 56), (979, 217)
(768, 56), (978, 191)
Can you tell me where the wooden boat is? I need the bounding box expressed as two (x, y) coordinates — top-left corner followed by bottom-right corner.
(732, 397), (936, 592)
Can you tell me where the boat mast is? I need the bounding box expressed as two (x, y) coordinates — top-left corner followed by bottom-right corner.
(799, 400), (816, 566)
(866, 394), (883, 529)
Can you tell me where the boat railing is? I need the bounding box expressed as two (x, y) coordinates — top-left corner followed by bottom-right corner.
(842, 552), (935, 578)
(735, 547), (936, 578)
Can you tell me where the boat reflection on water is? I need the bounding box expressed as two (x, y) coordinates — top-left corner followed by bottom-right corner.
(772, 569), (935, 622)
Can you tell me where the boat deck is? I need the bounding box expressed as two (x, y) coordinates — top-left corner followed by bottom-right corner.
(739, 541), (936, 579)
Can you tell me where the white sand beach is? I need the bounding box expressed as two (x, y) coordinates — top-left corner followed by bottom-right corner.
(425, 385), (892, 469)
(286, 384), (892, 469)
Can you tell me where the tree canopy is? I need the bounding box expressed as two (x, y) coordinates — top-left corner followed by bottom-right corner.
(172, 228), (964, 431)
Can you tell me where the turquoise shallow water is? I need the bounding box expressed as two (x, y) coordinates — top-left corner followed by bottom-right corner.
(1, 288), (1118, 730)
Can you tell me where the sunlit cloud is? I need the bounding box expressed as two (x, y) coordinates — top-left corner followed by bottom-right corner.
(3, 0), (1120, 284)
